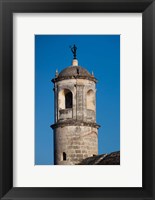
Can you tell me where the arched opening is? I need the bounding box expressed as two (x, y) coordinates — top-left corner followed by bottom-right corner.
(58, 89), (73, 109)
(65, 90), (72, 108)
(63, 152), (67, 161)
(86, 89), (95, 111)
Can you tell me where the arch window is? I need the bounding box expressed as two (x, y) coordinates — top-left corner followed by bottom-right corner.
(86, 89), (95, 111)
(65, 90), (72, 108)
(58, 89), (73, 109)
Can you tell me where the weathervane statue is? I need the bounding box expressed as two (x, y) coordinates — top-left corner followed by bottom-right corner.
(70, 44), (77, 59)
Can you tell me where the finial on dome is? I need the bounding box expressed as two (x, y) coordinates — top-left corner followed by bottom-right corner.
(70, 44), (77, 59)
(55, 69), (59, 77)
(70, 44), (78, 66)
(92, 71), (94, 76)
(72, 59), (78, 66)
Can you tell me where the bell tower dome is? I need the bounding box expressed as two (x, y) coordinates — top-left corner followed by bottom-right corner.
(51, 45), (100, 165)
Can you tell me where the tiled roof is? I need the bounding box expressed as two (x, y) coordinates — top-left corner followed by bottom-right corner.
(78, 151), (120, 165)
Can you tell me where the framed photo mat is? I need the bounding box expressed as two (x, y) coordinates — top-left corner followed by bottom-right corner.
(0, 0), (155, 199)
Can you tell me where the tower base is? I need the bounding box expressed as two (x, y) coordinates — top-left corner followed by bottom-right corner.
(53, 124), (98, 165)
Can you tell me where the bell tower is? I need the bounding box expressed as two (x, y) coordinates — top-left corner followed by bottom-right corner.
(51, 45), (100, 165)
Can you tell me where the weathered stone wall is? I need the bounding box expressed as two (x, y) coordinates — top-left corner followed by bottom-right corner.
(59, 108), (72, 121)
(86, 109), (95, 122)
(54, 125), (98, 165)
(54, 79), (96, 123)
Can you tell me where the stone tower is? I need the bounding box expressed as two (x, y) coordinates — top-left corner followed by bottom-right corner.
(51, 46), (100, 165)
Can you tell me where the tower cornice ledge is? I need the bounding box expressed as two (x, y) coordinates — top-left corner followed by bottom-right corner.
(52, 76), (97, 83)
(51, 120), (100, 129)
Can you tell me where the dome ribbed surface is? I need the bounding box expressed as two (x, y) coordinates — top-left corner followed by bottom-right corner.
(58, 66), (91, 77)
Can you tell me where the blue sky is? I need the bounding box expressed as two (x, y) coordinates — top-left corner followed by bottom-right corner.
(35, 35), (120, 165)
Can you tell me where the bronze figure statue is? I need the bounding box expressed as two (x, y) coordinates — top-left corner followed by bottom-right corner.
(70, 44), (77, 59)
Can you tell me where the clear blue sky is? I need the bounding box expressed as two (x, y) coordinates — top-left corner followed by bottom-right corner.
(35, 35), (120, 165)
